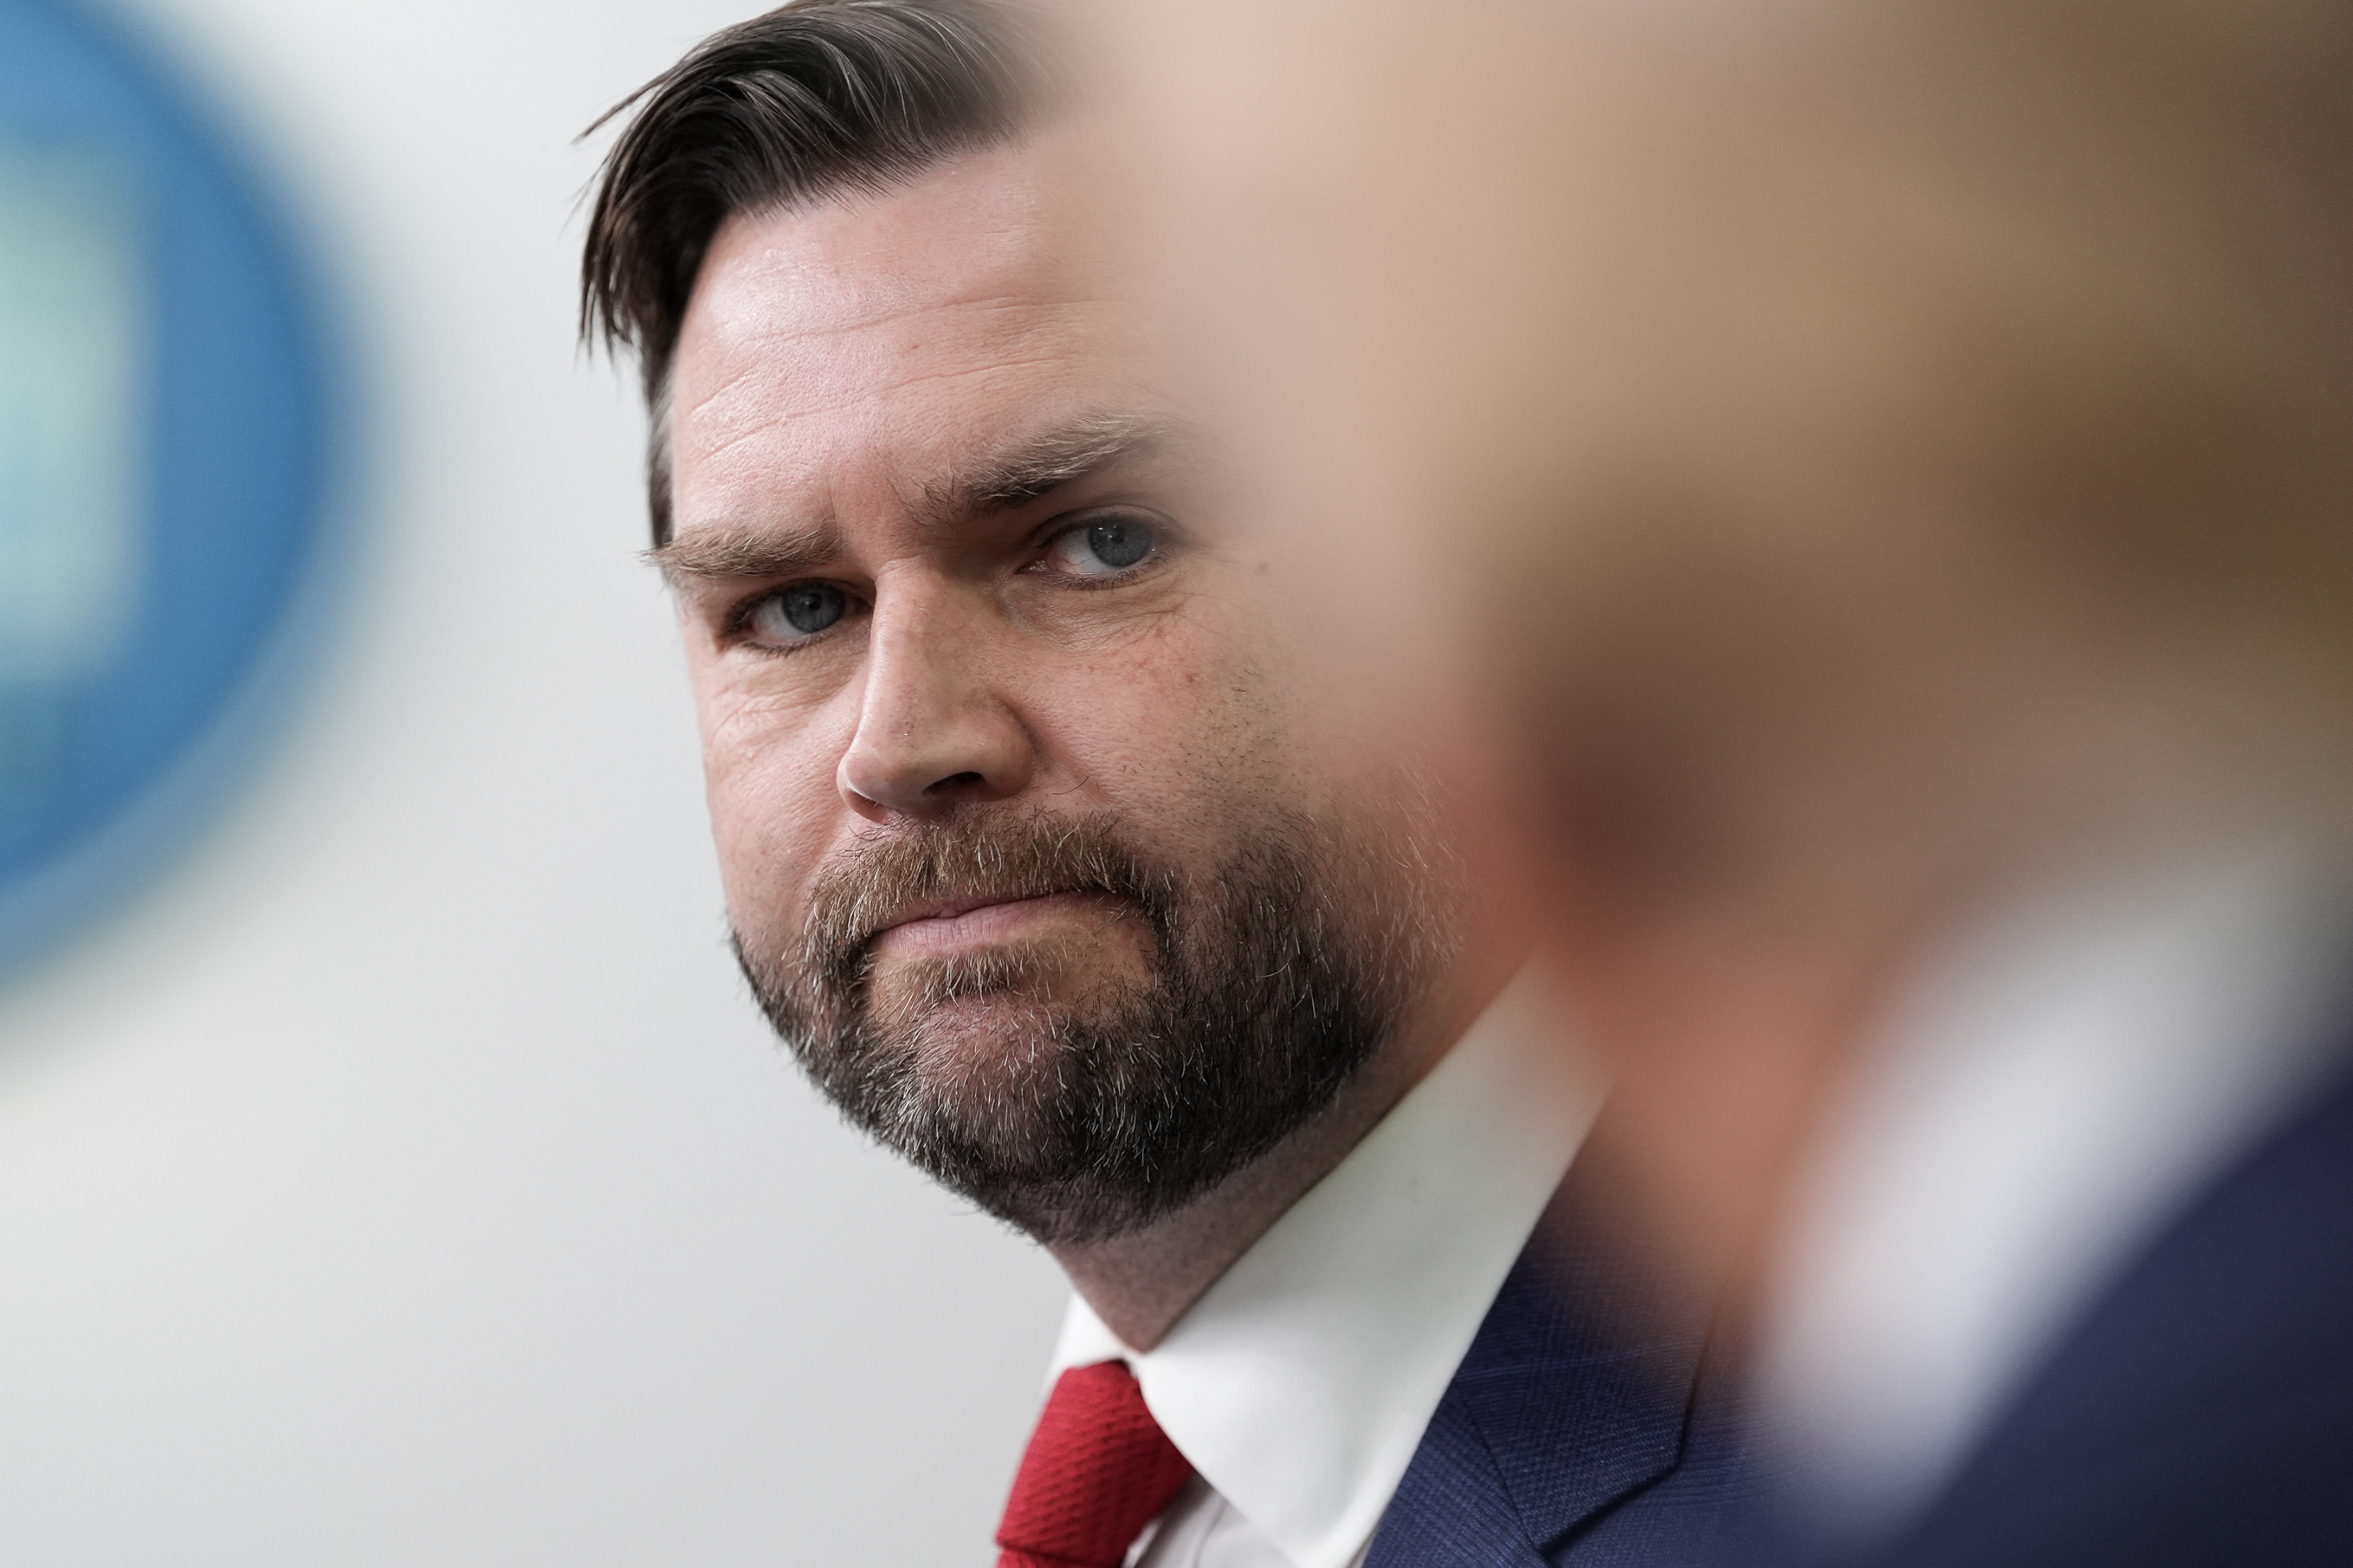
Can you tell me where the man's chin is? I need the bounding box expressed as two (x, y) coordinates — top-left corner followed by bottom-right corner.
(737, 804), (1414, 1244)
(869, 1008), (1146, 1241)
(894, 993), (1070, 1079)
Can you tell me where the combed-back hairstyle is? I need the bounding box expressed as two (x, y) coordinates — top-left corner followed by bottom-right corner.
(581, 0), (1041, 543)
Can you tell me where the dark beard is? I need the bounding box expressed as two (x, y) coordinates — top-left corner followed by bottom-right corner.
(736, 809), (1438, 1243)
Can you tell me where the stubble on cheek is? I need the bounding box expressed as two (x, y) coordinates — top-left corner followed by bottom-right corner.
(704, 746), (854, 977)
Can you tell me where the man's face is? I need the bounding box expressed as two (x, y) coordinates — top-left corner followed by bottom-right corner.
(662, 137), (1456, 1242)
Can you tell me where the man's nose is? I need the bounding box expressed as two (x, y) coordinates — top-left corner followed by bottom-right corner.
(837, 590), (1035, 819)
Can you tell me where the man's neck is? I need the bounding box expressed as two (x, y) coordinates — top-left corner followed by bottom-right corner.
(1049, 960), (1512, 1351)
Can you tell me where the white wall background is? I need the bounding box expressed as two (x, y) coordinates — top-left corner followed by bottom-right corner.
(0, 2), (1066, 1561)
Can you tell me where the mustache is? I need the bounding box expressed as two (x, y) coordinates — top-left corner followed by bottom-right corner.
(798, 813), (1181, 986)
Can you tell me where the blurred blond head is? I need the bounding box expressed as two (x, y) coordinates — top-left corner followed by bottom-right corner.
(1083, 0), (2353, 1309)
(1098, 0), (2353, 886)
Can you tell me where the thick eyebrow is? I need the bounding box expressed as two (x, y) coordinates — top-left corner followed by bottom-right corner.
(646, 415), (1195, 583)
(948, 414), (1195, 519)
(644, 522), (843, 583)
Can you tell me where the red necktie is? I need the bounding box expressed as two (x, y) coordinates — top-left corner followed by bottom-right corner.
(996, 1360), (1195, 1568)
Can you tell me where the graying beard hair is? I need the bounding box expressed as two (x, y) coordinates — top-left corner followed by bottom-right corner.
(737, 803), (1462, 1243)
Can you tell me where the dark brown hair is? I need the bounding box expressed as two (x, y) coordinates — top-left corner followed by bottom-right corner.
(580, 0), (1039, 543)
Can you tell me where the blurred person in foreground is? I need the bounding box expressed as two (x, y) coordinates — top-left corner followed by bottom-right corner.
(579, 3), (1746, 1564)
(1092, 0), (2353, 1564)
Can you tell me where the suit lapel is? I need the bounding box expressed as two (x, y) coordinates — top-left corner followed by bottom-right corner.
(1367, 1165), (1715, 1565)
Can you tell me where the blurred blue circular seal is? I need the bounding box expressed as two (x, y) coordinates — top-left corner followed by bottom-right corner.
(0, 0), (341, 978)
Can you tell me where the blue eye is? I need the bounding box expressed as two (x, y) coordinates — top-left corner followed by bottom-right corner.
(1050, 513), (1159, 578)
(749, 581), (849, 644)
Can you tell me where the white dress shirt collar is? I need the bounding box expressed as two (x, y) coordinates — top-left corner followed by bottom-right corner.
(1048, 972), (1597, 1568)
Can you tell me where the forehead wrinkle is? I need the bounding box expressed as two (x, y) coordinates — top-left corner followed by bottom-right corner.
(675, 360), (772, 461)
(680, 352), (1110, 477)
(678, 290), (1122, 429)
(681, 270), (1129, 404)
(677, 271), (1139, 471)
(696, 288), (1124, 352)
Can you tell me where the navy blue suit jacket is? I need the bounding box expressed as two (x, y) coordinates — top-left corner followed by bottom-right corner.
(1367, 1049), (2353, 1568)
(1852, 1052), (2353, 1568)
(1366, 1171), (1754, 1566)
